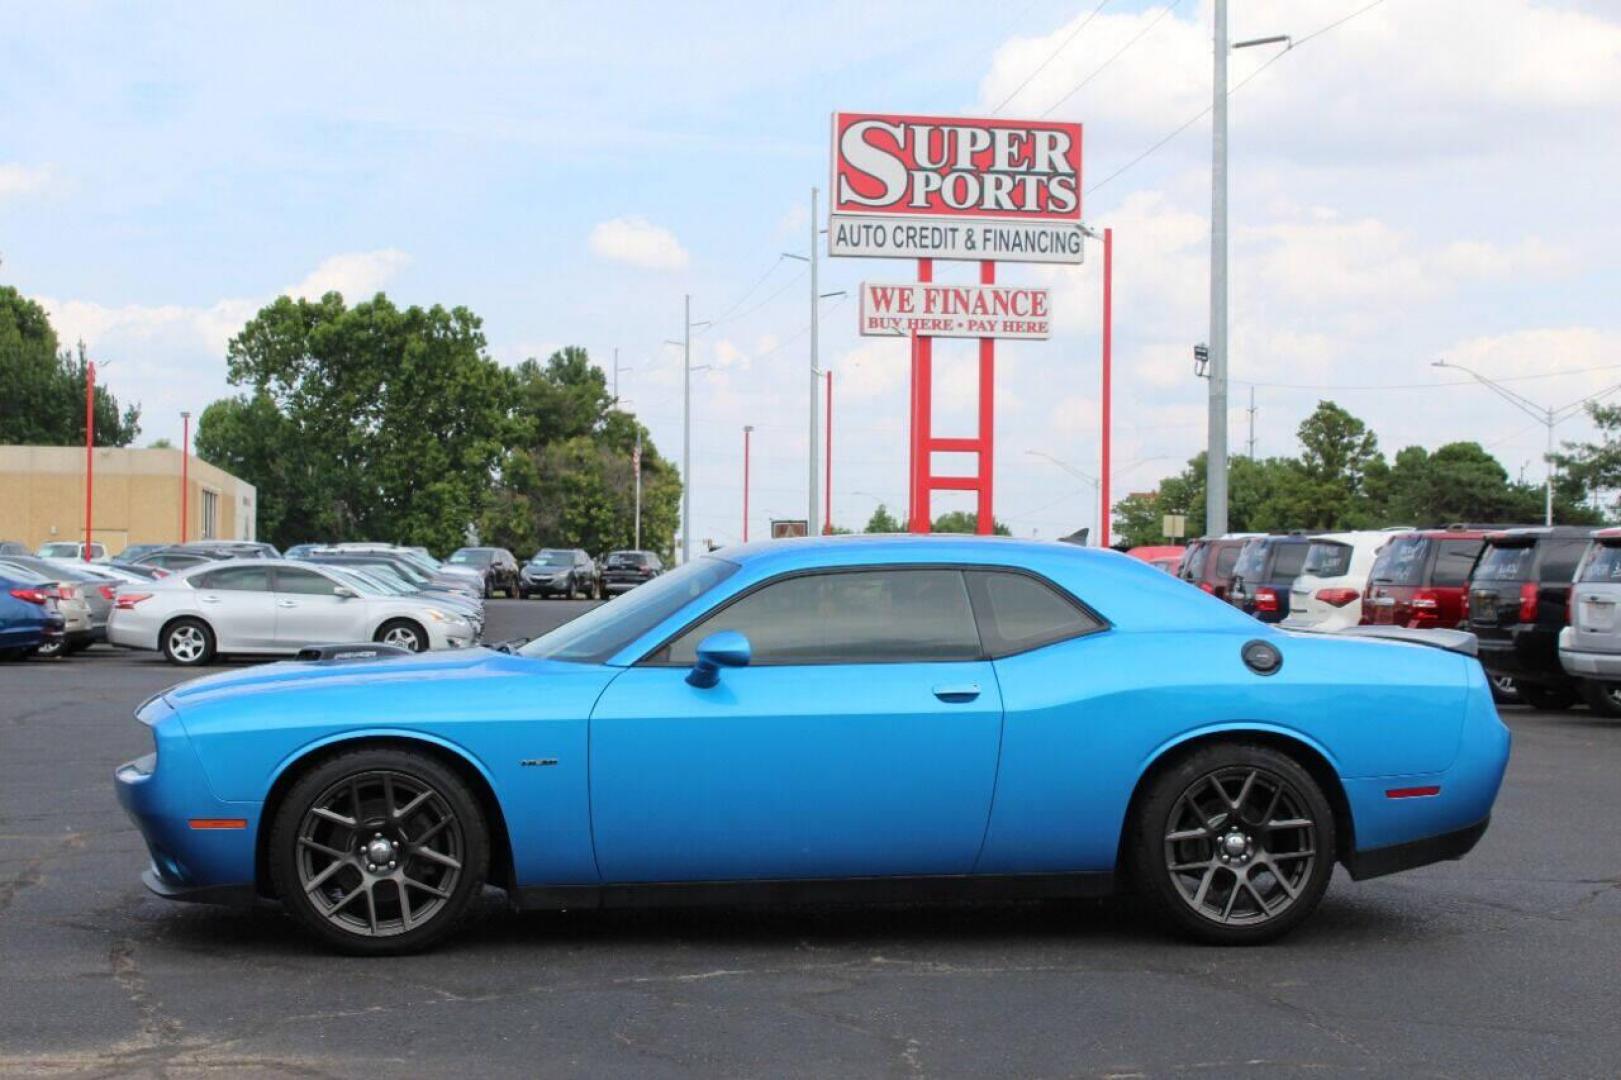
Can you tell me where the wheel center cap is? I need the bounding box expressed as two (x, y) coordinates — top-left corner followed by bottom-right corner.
(1222, 832), (1250, 859)
(366, 838), (396, 865)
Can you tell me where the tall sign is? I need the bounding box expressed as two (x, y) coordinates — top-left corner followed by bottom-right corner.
(828, 112), (1083, 534)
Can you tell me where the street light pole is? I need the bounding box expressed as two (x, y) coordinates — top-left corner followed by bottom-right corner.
(84, 360), (95, 560)
(808, 186), (821, 536)
(1207, 0), (1229, 539)
(742, 425), (753, 543)
(824, 369), (833, 533)
(1025, 449), (1101, 544)
(180, 410), (191, 544)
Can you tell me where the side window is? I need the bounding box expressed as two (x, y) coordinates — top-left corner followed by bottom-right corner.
(1537, 539), (1588, 584)
(1214, 545), (1241, 577)
(661, 569), (981, 665)
(1273, 543), (1309, 579)
(965, 570), (1103, 657)
(197, 565), (271, 592)
(275, 567), (342, 596)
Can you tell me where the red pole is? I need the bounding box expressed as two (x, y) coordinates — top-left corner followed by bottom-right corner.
(742, 425), (752, 543)
(181, 411), (191, 543)
(910, 258), (934, 533)
(977, 261), (996, 535)
(84, 360), (95, 561)
(823, 370), (833, 533)
(1101, 228), (1113, 548)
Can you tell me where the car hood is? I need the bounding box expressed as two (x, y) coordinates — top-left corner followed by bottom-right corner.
(161, 647), (570, 709)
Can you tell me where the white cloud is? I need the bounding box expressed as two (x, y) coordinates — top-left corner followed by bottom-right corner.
(587, 216), (690, 271)
(0, 163), (53, 200)
(287, 249), (412, 300)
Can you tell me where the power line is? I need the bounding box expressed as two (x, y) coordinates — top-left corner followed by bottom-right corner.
(699, 256), (789, 332)
(701, 265), (808, 336)
(1235, 361), (1621, 393)
(992, 0), (1113, 115)
(1040, 0), (1183, 119)
(1085, 0), (1389, 195)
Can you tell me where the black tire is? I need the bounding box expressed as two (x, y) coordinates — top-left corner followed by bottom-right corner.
(268, 747), (490, 955)
(161, 617), (216, 667)
(482, 577), (493, 600)
(1579, 680), (1621, 717)
(374, 618), (428, 653)
(34, 635), (65, 659)
(1130, 742), (1336, 945)
(1519, 682), (1576, 711)
(1488, 674), (1519, 705)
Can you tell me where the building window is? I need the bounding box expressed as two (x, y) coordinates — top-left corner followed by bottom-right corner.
(202, 489), (218, 540)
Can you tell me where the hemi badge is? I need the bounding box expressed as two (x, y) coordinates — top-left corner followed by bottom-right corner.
(520, 758), (559, 768)
(1384, 786), (1441, 799)
(188, 818), (248, 830)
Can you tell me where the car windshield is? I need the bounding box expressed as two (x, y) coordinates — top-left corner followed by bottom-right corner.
(1369, 536), (1427, 585)
(605, 552), (648, 567)
(324, 567), (390, 596)
(1475, 542), (1536, 582)
(39, 543), (80, 557)
(520, 557), (737, 664)
(532, 552), (573, 567)
(1301, 541), (1352, 578)
(448, 549), (493, 566)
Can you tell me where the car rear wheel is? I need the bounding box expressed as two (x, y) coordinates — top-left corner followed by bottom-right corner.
(269, 748), (489, 955)
(1519, 683), (1576, 711)
(1579, 680), (1621, 717)
(1489, 675), (1519, 705)
(375, 619), (427, 653)
(161, 618), (215, 666)
(1131, 743), (1335, 945)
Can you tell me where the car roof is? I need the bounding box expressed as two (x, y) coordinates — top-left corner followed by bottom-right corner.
(1485, 526), (1595, 543)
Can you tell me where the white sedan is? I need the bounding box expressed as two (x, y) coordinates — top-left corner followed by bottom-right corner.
(108, 559), (476, 666)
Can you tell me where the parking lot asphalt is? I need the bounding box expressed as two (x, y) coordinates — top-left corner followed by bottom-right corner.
(2, 599), (1619, 1078)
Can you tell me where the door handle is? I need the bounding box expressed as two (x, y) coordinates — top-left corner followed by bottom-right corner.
(932, 683), (981, 702)
(200, 595), (220, 604)
(277, 600), (297, 608)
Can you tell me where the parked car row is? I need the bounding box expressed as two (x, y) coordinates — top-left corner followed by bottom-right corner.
(445, 545), (667, 601)
(1176, 523), (1621, 716)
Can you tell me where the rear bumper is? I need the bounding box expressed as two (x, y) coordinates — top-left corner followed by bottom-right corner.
(1345, 816), (1490, 880)
(1558, 648), (1621, 678)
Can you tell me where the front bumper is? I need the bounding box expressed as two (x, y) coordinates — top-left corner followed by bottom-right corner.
(521, 576), (571, 595)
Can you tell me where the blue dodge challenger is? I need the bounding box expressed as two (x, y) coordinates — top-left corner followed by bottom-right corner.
(116, 536), (1510, 953)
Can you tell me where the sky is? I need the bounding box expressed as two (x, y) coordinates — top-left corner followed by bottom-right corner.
(3, 0), (1620, 548)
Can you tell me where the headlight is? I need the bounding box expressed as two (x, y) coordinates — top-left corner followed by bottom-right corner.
(424, 609), (447, 622)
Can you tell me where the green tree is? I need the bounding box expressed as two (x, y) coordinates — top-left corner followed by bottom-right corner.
(931, 510), (1011, 535)
(1113, 491), (1166, 548)
(0, 288), (140, 446)
(1553, 402), (1621, 521)
(203, 292), (513, 553)
(863, 503), (904, 533)
(1289, 400), (1384, 529)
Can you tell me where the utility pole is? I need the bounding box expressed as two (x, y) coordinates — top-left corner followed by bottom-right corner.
(1246, 386), (1256, 459)
(682, 295), (693, 563)
(612, 347), (621, 403)
(1207, 0), (1230, 537)
(808, 186), (821, 535)
(633, 428), (643, 551)
(823, 370), (833, 533)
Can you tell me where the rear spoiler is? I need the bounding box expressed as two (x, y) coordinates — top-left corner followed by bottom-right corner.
(1334, 625), (1478, 658)
(294, 642), (414, 663)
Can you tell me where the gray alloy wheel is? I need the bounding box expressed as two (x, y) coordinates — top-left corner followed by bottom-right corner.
(376, 620), (426, 653)
(269, 749), (489, 954)
(1133, 743), (1335, 945)
(1579, 679), (1621, 717)
(162, 619), (214, 666)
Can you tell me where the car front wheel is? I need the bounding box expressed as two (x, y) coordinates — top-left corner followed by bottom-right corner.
(1131, 742), (1335, 945)
(269, 748), (489, 954)
(375, 619), (427, 653)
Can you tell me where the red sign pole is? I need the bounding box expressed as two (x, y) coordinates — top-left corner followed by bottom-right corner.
(1101, 227), (1113, 548)
(909, 258), (934, 533)
(977, 261), (996, 535)
(84, 360), (95, 560)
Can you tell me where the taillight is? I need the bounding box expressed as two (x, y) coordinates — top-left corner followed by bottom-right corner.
(99, 584), (117, 601)
(9, 587), (49, 605)
(1411, 589), (1440, 625)
(1565, 589), (1574, 626)
(1255, 586), (1279, 613)
(151, 568), (171, 579)
(1315, 588), (1359, 607)
(56, 584), (78, 601)
(1197, 581), (1216, 594)
(1518, 582), (1538, 623)
(114, 593), (152, 610)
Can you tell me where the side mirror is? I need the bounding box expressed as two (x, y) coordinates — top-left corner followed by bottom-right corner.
(333, 586), (357, 599)
(686, 630), (751, 688)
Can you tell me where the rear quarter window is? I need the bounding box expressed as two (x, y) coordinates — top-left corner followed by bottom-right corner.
(1431, 538), (1484, 587)
(1537, 539), (1589, 584)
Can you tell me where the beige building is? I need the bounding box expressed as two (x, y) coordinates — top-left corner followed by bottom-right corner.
(0, 446), (256, 556)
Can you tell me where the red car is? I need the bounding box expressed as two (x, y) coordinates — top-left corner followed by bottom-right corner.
(1126, 544), (1185, 573)
(1175, 535), (1257, 600)
(1360, 527), (1491, 629)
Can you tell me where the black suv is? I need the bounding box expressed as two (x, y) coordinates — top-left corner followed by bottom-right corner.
(521, 549), (600, 600)
(601, 550), (664, 595)
(445, 547), (521, 598)
(1467, 526), (1592, 709)
(1226, 535), (1312, 623)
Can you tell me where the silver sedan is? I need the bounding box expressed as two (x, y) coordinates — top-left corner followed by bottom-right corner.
(108, 559), (477, 667)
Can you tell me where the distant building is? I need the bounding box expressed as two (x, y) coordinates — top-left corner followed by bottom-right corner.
(0, 446), (256, 556)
